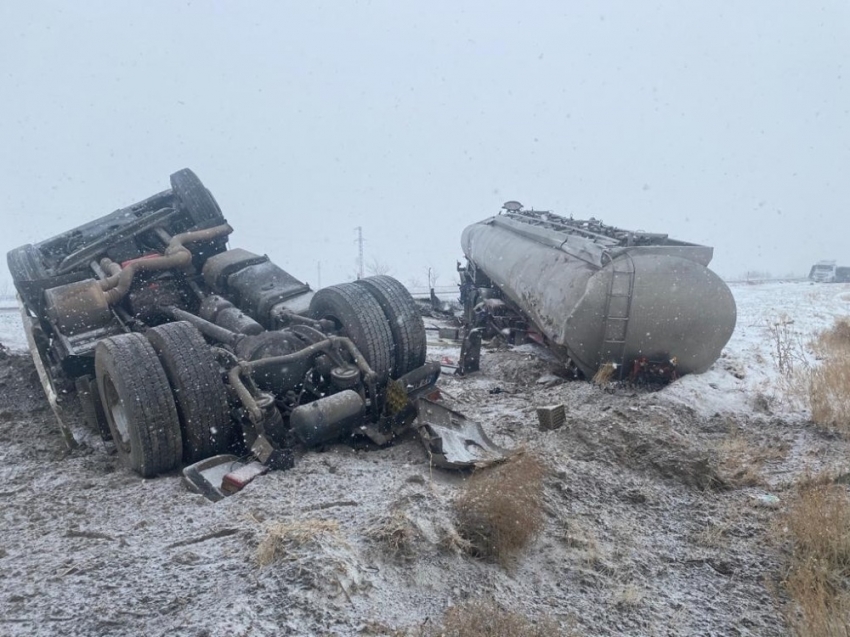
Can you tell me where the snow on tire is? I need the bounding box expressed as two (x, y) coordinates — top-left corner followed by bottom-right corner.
(170, 168), (226, 229)
(146, 321), (234, 463)
(95, 333), (182, 477)
(354, 275), (426, 376)
(309, 283), (394, 382)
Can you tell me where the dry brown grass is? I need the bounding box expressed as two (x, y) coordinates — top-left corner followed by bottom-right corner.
(592, 362), (617, 386)
(766, 314), (814, 411)
(813, 319), (850, 357)
(769, 314), (809, 377)
(718, 435), (765, 487)
(614, 584), (646, 610)
(807, 318), (850, 433)
(779, 476), (850, 635)
(559, 517), (599, 551)
(717, 422), (788, 488)
(421, 599), (559, 637)
(809, 361), (850, 431)
(367, 510), (417, 555)
(454, 451), (547, 565)
(693, 520), (731, 549)
(256, 518), (340, 566)
(718, 425), (790, 487)
(438, 521), (476, 555)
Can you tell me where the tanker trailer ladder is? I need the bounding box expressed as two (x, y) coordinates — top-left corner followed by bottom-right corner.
(599, 253), (636, 380)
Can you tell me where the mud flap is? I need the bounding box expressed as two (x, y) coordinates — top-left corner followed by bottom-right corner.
(456, 328), (482, 376)
(414, 397), (508, 469)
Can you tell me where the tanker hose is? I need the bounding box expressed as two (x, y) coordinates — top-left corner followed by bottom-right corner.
(98, 223), (232, 305)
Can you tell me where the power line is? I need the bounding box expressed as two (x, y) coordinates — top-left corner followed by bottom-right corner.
(355, 226), (364, 280)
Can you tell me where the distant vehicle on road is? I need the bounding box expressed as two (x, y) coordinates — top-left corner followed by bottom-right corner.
(808, 260), (850, 283)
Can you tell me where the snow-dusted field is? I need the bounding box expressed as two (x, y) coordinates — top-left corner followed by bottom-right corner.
(665, 281), (850, 420)
(0, 305), (27, 352)
(0, 281), (849, 636)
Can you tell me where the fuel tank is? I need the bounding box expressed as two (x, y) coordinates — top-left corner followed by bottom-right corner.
(461, 206), (736, 378)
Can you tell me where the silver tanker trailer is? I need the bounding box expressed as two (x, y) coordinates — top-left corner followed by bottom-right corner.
(457, 202), (737, 382)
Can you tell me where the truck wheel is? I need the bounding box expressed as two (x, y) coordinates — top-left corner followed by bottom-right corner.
(170, 168), (226, 228)
(146, 321), (234, 462)
(7, 244), (49, 312)
(95, 333), (183, 477)
(7, 244), (47, 283)
(309, 283), (394, 382)
(355, 275), (426, 376)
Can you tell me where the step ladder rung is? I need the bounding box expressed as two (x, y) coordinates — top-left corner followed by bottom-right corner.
(602, 255), (636, 379)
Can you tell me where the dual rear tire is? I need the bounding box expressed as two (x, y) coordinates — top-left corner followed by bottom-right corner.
(95, 276), (426, 477)
(95, 334), (183, 478)
(354, 276), (426, 377)
(95, 322), (232, 477)
(146, 322), (234, 462)
(309, 276), (426, 380)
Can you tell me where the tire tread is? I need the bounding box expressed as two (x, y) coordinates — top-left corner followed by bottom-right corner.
(147, 322), (233, 462)
(309, 284), (394, 381)
(355, 275), (427, 375)
(95, 334), (182, 477)
(170, 168), (225, 228)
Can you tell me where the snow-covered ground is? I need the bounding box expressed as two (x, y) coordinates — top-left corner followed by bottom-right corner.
(663, 281), (850, 420)
(0, 297), (27, 352)
(0, 281), (849, 636)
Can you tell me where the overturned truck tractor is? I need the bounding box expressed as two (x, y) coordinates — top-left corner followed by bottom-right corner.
(8, 169), (503, 486)
(458, 202), (737, 382)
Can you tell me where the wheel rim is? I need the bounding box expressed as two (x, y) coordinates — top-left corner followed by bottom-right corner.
(102, 374), (131, 453)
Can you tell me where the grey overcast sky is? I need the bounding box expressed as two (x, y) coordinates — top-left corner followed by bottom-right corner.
(1, 1), (848, 291)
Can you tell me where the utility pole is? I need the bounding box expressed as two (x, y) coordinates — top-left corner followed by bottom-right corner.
(355, 226), (364, 280)
(317, 261), (321, 289)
